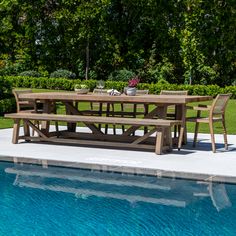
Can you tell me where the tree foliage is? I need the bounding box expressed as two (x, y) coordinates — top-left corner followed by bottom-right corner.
(0, 0), (235, 85)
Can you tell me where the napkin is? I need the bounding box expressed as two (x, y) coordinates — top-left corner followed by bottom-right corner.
(107, 89), (121, 96)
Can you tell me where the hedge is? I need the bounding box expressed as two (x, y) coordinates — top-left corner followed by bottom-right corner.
(0, 98), (16, 115)
(3, 76), (236, 98)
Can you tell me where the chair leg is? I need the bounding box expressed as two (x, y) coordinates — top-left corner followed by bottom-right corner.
(193, 110), (201, 147)
(98, 103), (103, 131)
(144, 104), (149, 134)
(193, 122), (199, 147)
(105, 103), (110, 134)
(120, 103), (125, 133)
(55, 122), (59, 136)
(132, 104), (137, 136)
(209, 122), (216, 153)
(174, 125), (177, 138)
(178, 126), (184, 151)
(222, 115), (228, 150)
(51, 103), (59, 135)
(111, 104), (117, 135)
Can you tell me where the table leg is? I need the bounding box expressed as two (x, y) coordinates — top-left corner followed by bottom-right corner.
(63, 101), (103, 135)
(41, 100), (51, 135)
(65, 102), (77, 132)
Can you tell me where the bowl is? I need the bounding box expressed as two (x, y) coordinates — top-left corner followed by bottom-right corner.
(75, 88), (89, 94)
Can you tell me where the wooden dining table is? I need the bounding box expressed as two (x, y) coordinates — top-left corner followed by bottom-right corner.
(18, 92), (212, 145)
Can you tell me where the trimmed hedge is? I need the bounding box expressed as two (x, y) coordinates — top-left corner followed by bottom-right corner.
(0, 98), (16, 115)
(3, 76), (236, 98)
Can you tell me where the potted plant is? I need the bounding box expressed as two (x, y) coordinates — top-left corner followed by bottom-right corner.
(74, 84), (89, 94)
(125, 76), (140, 96)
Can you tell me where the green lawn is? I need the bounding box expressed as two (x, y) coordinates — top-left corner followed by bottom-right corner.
(1, 88), (235, 134)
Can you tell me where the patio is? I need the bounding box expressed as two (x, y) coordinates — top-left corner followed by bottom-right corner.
(0, 127), (236, 183)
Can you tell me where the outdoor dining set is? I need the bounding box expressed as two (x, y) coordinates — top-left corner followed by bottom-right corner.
(4, 88), (231, 155)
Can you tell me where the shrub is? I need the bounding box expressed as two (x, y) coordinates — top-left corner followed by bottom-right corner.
(5, 76), (79, 91)
(0, 76), (13, 99)
(108, 69), (135, 82)
(4, 76), (236, 98)
(19, 70), (42, 77)
(50, 69), (76, 79)
(0, 61), (26, 76)
(0, 98), (16, 115)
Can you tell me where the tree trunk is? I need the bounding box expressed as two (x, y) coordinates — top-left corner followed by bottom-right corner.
(85, 38), (89, 80)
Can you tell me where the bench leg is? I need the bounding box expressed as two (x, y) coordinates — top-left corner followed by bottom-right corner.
(23, 120), (30, 137)
(12, 119), (20, 144)
(155, 127), (164, 155)
(165, 127), (173, 151)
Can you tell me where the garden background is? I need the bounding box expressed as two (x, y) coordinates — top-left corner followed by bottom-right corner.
(0, 0), (236, 133)
(0, 0), (236, 85)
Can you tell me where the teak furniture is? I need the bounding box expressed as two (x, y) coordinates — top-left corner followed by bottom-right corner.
(5, 113), (183, 155)
(187, 94), (231, 152)
(13, 89), (59, 134)
(5, 92), (212, 155)
(160, 90), (189, 140)
(13, 89), (39, 113)
(114, 89), (150, 134)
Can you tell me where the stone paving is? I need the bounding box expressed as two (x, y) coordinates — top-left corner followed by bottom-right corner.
(0, 127), (236, 182)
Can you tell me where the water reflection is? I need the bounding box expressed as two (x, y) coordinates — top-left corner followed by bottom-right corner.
(5, 164), (232, 211)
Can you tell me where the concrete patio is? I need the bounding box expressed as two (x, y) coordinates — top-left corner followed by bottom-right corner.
(0, 127), (236, 182)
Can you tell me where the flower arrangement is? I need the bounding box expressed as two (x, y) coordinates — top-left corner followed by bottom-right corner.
(74, 84), (89, 94)
(124, 76), (140, 96)
(128, 76), (140, 88)
(74, 84), (88, 90)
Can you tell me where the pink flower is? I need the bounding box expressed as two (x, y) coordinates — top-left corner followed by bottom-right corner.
(128, 76), (140, 87)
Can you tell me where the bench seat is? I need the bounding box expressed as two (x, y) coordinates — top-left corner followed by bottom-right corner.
(5, 113), (181, 126)
(5, 113), (184, 155)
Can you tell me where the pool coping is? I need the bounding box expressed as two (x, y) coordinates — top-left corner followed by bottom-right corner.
(1, 155), (236, 184)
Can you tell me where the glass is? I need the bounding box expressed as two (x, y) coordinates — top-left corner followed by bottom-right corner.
(96, 80), (105, 94)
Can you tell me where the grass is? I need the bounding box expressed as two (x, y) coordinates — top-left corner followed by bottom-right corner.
(1, 88), (235, 134)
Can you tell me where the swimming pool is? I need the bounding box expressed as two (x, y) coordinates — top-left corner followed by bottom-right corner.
(0, 161), (235, 236)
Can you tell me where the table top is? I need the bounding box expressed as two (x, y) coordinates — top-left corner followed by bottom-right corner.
(19, 92), (212, 104)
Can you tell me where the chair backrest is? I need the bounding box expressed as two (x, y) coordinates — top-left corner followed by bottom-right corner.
(13, 89), (33, 100)
(136, 89), (149, 95)
(93, 88), (108, 95)
(12, 89), (35, 112)
(160, 90), (188, 95)
(210, 94), (231, 116)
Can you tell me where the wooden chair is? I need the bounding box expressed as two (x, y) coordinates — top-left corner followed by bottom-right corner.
(160, 90), (188, 138)
(13, 89), (58, 134)
(90, 89), (116, 133)
(186, 94), (231, 153)
(118, 89), (149, 134)
(90, 88), (108, 112)
(13, 89), (38, 113)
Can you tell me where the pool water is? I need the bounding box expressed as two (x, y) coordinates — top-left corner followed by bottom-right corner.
(0, 161), (236, 236)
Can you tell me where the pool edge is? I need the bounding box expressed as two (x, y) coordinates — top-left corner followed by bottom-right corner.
(1, 155), (236, 184)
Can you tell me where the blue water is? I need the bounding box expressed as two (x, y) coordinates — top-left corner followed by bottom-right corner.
(0, 161), (236, 236)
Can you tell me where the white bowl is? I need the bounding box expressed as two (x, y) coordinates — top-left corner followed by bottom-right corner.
(75, 88), (89, 94)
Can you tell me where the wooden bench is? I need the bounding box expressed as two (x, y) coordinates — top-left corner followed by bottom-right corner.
(5, 113), (184, 155)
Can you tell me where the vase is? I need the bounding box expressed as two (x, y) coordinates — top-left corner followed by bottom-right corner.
(126, 87), (137, 96)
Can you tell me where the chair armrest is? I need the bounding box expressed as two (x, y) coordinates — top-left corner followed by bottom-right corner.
(192, 104), (211, 111)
